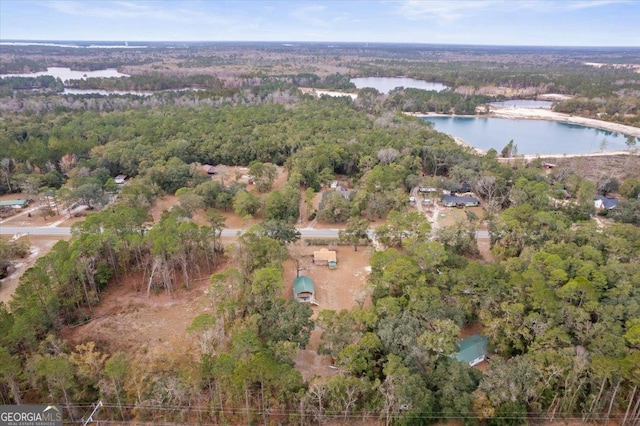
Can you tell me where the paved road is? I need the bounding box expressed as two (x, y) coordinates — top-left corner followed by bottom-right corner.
(0, 225), (490, 239)
(0, 226), (74, 236)
(0, 226), (342, 238)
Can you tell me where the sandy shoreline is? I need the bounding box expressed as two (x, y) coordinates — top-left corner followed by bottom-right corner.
(407, 107), (640, 159)
(488, 106), (640, 138)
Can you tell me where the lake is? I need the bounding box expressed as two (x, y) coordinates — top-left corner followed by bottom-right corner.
(489, 100), (553, 109)
(1, 67), (129, 81)
(423, 116), (629, 155)
(351, 77), (448, 93)
(63, 88), (153, 96)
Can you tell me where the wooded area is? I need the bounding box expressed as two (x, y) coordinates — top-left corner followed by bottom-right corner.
(0, 43), (639, 425)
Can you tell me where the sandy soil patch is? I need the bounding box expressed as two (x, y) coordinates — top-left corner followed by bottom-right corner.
(283, 245), (371, 314)
(61, 269), (214, 358)
(436, 205), (493, 261)
(435, 205), (483, 227)
(284, 243), (372, 380)
(537, 93), (573, 101)
(540, 154), (640, 183)
(455, 85), (548, 97)
(149, 194), (178, 221)
(299, 87), (358, 100)
(584, 62), (640, 73)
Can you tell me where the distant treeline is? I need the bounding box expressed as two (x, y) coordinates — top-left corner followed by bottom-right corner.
(0, 76), (64, 96)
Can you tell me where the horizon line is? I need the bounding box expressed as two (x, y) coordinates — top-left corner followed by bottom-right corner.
(1, 39), (640, 49)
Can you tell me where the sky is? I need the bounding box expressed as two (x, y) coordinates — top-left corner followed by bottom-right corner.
(0, 0), (639, 47)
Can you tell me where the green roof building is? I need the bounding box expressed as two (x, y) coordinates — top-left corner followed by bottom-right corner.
(456, 334), (489, 366)
(293, 275), (316, 304)
(0, 199), (30, 208)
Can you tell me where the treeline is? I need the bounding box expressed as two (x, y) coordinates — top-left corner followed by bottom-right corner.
(0, 97), (463, 194)
(554, 96), (640, 127)
(66, 73), (226, 91)
(385, 87), (489, 115)
(356, 59), (640, 98)
(0, 203), (313, 423)
(0, 51), (154, 74)
(0, 76), (64, 96)
(4, 168), (639, 424)
(353, 58), (640, 125)
(0, 94), (639, 424)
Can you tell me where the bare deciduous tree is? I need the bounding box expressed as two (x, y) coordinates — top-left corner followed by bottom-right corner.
(377, 148), (400, 165)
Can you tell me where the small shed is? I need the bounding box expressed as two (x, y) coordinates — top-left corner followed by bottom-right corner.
(456, 334), (489, 367)
(293, 275), (317, 305)
(594, 195), (617, 210)
(114, 174), (128, 185)
(314, 248), (337, 267)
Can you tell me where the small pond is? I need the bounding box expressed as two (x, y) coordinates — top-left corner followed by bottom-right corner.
(1, 67), (129, 81)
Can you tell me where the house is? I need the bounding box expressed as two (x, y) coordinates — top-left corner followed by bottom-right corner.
(442, 195), (479, 207)
(114, 174), (128, 185)
(201, 165), (217, 175)
(594, 195), (618, 210)
(293, 275), (318, 305)
(314, 248), (337, 268)
(543, 163), (556, 170)
(322, 186), (352, 203)
(449, 183), (472, 195)
(335, 185), (352, 200)
(0, 199), (30, 209)
(419, 187), (438, 194)
(456, 334), (489, 367)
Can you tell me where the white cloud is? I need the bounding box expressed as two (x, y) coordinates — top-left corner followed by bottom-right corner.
(559, 0), (633, 10)
(290, 4), (331, 27)
(289, 4), (353, 29)
(396, 0), (502, 21)
(394, 0), (632, 21)
(44, 1), (170, 20)
(41, 0), (240, 29)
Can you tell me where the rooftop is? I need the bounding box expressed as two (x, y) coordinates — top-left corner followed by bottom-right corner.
(0, 199), (30, 207)
(456, 334), (489, 364)
(293, 275), (314, 296)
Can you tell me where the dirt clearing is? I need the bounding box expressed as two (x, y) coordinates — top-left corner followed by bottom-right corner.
(62, 270), (214, 359)
(283, 243), (372, 381)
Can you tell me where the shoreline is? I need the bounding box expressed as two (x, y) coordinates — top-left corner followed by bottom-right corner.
(407, 108), (640, 159)
(408, 108), (640, 138)
(488, 106), (640, 139)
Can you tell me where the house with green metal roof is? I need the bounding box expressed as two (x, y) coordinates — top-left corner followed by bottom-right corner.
(293, 275), (318, 305)
(456, 334), (489, 367)
(0, 199), (30, 209)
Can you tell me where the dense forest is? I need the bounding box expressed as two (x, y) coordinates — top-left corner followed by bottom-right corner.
(1, 43), (639, 124)
(1, 43), (639, 424)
